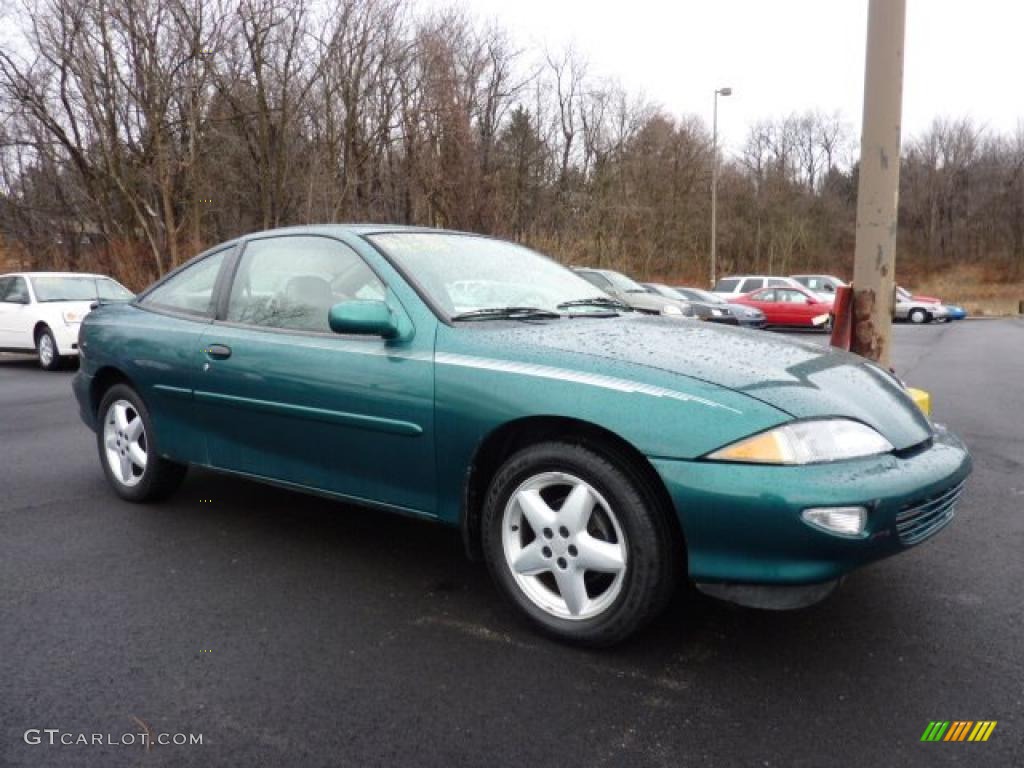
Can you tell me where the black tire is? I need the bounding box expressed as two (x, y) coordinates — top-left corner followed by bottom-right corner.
(96, 383), (187, 502)
(908, 308), (929, 324)
(35, 326), (61, 371)
(481, 441), (678, 647)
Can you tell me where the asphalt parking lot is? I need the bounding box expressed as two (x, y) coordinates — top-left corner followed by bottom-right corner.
(2, 319), (1022, 768)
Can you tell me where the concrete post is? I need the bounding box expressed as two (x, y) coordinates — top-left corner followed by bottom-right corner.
(851, 0), (907, 366)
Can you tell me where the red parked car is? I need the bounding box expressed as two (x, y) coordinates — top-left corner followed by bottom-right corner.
(732, 285), (833, 329)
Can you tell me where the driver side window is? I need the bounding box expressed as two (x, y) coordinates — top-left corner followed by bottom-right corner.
(778, 289), (809, 304)
(226, 236), (385, 333)
(1, 276), (30, 303)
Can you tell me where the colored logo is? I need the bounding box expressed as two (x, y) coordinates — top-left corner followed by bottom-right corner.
(921, 721), (997, 742)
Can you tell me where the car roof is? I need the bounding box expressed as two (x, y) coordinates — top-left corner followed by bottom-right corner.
(720, 275), (796, 281)
(0, 271), (112, 279)
(240, 223), (481, 239)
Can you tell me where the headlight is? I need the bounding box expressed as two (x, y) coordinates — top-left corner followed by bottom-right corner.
(63, 310), (84, 324)
(711, 309), (723, 316)
(706, 418), (894, 465)
(662, 304), (683, 316)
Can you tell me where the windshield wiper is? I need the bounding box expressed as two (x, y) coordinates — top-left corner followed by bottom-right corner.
(451, 306), (562, 321)
(556, 297), (630, 311)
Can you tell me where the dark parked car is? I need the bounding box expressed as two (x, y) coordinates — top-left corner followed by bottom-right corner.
(572, 268), (693, 318)
(642, 283), (739, 326)
(672, 286), (766, 328)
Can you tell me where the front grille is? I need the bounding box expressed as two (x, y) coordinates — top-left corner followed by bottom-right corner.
(895, 480), (966, 546)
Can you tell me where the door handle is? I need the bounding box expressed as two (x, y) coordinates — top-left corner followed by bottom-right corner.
(204, 344), (232, 360)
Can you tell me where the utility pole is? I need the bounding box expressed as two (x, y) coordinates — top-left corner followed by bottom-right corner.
(851, 0), (906, 366)
(709, 86), (731, 288)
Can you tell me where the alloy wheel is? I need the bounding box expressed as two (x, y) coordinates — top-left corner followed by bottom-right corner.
(103, 399), (148, 487)
(38, 333), (54, 366)
(501, 472), (628, 621)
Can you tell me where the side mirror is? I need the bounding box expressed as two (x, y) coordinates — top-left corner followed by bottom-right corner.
(328, 300), (398, 338)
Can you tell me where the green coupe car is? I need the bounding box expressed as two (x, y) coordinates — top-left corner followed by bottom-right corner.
(73, 226), (972, 646)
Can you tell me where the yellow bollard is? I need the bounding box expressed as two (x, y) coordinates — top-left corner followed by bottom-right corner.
(907, 387), (931, 417)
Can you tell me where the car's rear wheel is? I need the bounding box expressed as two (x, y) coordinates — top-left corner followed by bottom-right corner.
(909, 308), (929, 324)
(482, 441), (677, 646)
(35, 326), (61, 371)
(97, 384), (187, 502)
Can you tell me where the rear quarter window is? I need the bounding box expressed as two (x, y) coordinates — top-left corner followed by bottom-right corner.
(140, 250), (228, 316)
(714, 278), (740, 292)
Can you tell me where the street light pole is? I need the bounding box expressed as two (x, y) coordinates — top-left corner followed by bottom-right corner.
(710, 87), (731, 288)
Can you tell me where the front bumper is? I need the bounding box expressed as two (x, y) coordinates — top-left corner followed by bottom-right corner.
(651, 427), (972, 585)
(51, 322), (82, 356)
(72, 368), (97, 431)
(704, 314), (741, 326)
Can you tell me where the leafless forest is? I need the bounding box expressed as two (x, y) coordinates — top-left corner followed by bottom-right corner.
(1, 0), (1022, 289)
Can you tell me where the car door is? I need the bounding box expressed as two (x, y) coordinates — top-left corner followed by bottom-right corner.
(774, 288), (814, 325)
(743, 288), (776, 319)
(195, 234), (436, 515)
(0, 277), (14, 345)
(0, 277), (34, 349)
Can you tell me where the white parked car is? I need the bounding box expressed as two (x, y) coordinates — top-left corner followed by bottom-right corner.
(894, 286), (948, 324)
(712, 275), (801, 298)
(790, 274), (848, 299)
(0, 272), (134, 369)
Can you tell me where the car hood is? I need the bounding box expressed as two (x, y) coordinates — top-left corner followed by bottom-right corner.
(464, 315), (932, 450)
(913, 294), (941, 304)
(621, 292), (685, 313)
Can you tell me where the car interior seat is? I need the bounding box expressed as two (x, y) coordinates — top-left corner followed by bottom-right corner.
(283, 275), (334, 331)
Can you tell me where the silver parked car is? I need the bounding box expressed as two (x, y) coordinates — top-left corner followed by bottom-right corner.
(894, 286), (948, 324)
(573, 268), (694, 317)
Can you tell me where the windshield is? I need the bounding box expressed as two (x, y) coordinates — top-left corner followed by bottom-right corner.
(603, 270), (647, 293)
(31, 276), (133, 302)
(685, 287), (725, 304)
(367, 233), (614, 316)
(651, 284), (686, 300)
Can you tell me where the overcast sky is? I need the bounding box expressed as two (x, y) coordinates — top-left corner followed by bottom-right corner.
(422, 0), (1024, 152)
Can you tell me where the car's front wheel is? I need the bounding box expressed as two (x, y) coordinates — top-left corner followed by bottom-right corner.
(908, 308), (929, 324)
(482, 441), (677, 646)
(97, 384), (187, 502)
(35, 326), (61, 371)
